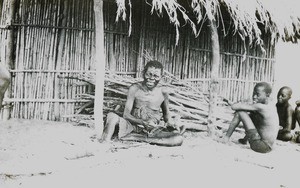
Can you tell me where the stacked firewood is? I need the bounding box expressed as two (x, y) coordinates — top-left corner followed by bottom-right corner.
(70, 70), (235, 132)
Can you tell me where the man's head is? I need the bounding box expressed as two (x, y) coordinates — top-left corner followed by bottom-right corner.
(277, 86), (292, 104)
(252, 82), (272, 104)
(143, 60), (163, 90)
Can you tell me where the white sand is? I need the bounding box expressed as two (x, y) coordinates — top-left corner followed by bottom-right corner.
(1, 118), (299, 188)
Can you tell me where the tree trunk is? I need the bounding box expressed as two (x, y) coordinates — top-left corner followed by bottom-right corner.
(2, 0), (16, 120)
(93, 0), (106, 139)
(53, 0), (68, 121)
(207, 13), (220, 136)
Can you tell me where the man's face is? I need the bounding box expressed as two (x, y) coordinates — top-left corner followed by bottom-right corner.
(277, 88), (291, 104)
(252, 86), (268, 104)
(143, 66), (162, 89)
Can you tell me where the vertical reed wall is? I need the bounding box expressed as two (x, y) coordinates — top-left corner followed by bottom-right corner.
(103, 1), (140, 76)
(1, 0), (96, 121)
(186, 28), (275, 102)
(0, 0), (276, 121)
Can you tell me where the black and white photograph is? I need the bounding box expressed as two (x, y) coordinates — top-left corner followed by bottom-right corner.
(1, 0), (300, 187)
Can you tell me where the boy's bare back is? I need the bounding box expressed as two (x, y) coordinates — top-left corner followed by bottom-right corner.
(250, 102), (279, 146)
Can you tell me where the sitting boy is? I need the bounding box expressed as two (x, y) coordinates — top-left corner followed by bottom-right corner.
(101, 60), (183, 147)
(276, 86), (296, 141)
(222, 82), (279, 153)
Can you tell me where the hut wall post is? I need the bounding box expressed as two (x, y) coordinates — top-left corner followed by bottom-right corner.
(0, 0), (3, 16)
(136, 15), (145, 78)
(53, 0), (68, 121)
(93, 0), (106, 139)
(2, 0), (16, 120)
(181, 30), (190, 80)
(207, 13), (220, 136)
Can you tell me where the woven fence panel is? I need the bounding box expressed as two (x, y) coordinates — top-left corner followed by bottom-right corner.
(103, 1), (139, 76)
(7, 0), (95, 121)
(185, 27), (275, 102)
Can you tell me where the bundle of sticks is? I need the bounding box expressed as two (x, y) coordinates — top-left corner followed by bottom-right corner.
(70, 70), (235, 132)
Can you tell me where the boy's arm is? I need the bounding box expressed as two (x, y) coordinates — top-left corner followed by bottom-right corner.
(284, 106), (294, 131)
(231, 102), (262, 112)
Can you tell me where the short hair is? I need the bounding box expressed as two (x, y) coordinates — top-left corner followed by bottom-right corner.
(254, 82), (272, 95)
(279, 86), (292, 96)
(143, 60), (164, 75)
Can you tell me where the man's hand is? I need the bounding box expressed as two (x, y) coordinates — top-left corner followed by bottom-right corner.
(223, 98), (233, 106)
(142, 120), (156, 132)
(165, 120), (187, 134)
(165, 120), (180, 132)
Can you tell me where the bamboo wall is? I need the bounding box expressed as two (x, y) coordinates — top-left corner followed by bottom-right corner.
(103, 1), (139, 76)
(186, 29), (275, 101)
(0, 0), (276, 121)
(1, 0), (95, 121)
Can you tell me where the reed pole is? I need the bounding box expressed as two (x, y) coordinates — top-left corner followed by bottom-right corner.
(93, 0), (105, 139)
(207, 9), (220, 136)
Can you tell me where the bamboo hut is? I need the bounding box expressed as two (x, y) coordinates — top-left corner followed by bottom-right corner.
(0, 0), (299, 130)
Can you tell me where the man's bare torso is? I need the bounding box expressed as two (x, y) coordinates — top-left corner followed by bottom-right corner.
(132, 82), (165, 111)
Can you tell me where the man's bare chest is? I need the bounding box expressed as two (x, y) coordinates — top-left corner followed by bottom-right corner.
(134, 89), (165, 105)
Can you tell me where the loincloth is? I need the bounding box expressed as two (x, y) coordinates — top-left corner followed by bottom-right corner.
(118, 106), (179, 138)
(132, 106), (161, 124)
(246, 129), (272, 153)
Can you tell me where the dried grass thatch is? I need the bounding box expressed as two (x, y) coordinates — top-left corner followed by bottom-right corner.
(115, 0), (300, 45)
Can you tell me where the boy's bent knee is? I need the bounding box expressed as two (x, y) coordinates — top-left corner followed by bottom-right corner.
(236, 111), (246, 114)
(236, 111), (249, 117)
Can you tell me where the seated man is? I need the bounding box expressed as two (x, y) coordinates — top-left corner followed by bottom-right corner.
(101, 60), (183, 146)
(294, 100), (300, 143)
(276, 86), (296, 141)
(222, 82), (279, 153)
(0, 62), (10, 110)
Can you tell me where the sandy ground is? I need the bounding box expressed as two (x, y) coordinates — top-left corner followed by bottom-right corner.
(1, 119), (300, 188)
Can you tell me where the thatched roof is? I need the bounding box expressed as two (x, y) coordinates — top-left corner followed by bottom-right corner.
(115, 0), (300, 45)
